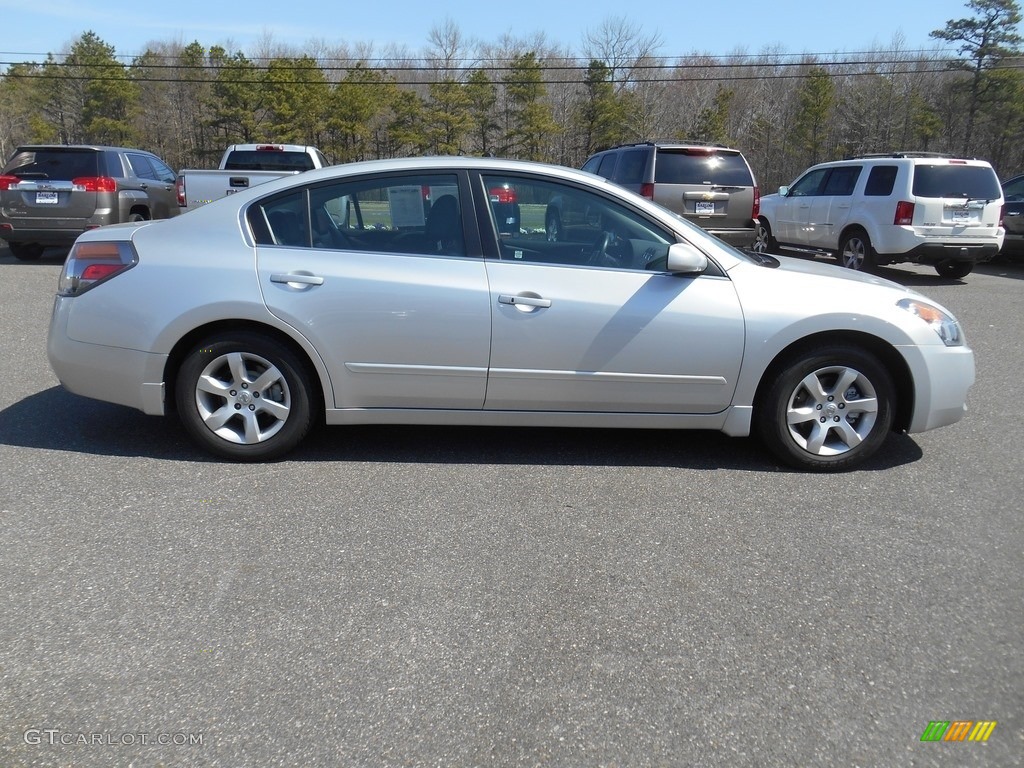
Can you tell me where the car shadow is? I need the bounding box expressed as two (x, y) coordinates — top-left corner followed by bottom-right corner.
(0, 386), (924, 472)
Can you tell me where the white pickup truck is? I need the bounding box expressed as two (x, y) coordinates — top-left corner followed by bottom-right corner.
(176, 144), (329, 211)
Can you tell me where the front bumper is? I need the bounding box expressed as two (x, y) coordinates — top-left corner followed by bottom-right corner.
(901, 341), (975, 434)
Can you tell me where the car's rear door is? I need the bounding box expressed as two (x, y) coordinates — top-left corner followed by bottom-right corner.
(251, 171), (492, 410)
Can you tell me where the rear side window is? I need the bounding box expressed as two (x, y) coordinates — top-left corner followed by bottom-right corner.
(864, 166), (898, 197)
(596, 153), (617, 179)
(2, 149), (100, 180)
(912, 164), (1002, 199)
(614, 149), (648, 184)
(224, 150), (316, 172)
(822, 166), (861, 195)
(654, 150), (752, 186)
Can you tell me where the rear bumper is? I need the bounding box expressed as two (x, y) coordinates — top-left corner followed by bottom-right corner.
(47, 297), (167, 415)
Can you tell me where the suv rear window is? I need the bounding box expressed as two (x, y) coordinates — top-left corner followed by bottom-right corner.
(912, 164), (1001, 199)
(223, 151), (316, 172)
(654, 150), (752, 186)
(3, 149), (101, 180)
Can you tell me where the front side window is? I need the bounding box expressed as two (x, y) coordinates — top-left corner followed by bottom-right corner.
(479, 173), (674, 270)
(788, 168), (828, 197)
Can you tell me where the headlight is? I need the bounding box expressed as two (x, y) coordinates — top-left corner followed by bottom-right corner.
(897, 298), (964, 346)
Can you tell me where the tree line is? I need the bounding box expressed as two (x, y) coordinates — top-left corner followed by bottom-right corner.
(1, 1), (1022, 191)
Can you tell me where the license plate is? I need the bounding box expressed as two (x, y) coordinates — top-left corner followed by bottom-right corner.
(950, 209), (971, 224)
(695, 201), (715, 215)
(35, 192), (59, 205)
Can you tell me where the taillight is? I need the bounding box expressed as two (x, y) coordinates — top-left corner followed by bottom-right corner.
(0, 175), (20, 190)
(58, 241), (137, 297)
(894, 200), (915, 226)
(176, 176), (186, 206)
(639, 182), (654, 199)
(1000, 203), (1006, 227)
(752, 185), (761, 219)
(255, 144), (284, 152)
(489, 184), (517, 204)
(72, 176), (117, 193)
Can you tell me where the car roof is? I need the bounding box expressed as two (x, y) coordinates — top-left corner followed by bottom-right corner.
(14, 144), (155, 154)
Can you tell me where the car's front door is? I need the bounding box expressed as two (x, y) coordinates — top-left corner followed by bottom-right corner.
(475, 173), (745, 414)
(251, 172), (491, 410)
(775, 167), (828, 245)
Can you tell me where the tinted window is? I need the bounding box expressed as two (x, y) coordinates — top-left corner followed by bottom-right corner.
(250, 173), (466, 256)
(653, 149), (752, 186)
(912, 164), (1002, 199)
(581, 155), (601, 174)
(596, 153), (617, 179)
(150, 157), (177, 183)
(822, 166), (861, 196)
(1003, 177), (1024, 201)
(864, 166), (898, 196)
(2, 149), (100, 180)
(788, 168), (828, 197)
(224, 150), (316, 172)
(614, 149), (648, 184)
(126, 153), (158, 181)
(480, 173), (673, 270)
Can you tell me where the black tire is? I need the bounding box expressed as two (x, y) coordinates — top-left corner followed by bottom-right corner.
(127, 212), (147, 223)
(934, 259), (973, 279)
(9, 242), (44, 261)
(753, 218), (778, 254)
(175, 332), (313, 461)
(838, 229), (875, 271)
(756, 344), (894, 472)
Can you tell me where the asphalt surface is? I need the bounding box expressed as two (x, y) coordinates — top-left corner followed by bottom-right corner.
(0, 243), (1021, 767)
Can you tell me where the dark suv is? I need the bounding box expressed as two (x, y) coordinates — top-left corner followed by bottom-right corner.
(0, 145), (180, 260)
(582, 141), (760, 248)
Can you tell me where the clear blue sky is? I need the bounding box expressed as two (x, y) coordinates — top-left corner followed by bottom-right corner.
(0, 0), (1012, 63)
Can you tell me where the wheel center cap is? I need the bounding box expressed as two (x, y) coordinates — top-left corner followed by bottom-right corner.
(825, 402), (839, 417)
(238, 391), (252, 405)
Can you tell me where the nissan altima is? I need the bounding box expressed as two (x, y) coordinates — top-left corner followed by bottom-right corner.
(47, 157), (974, 470)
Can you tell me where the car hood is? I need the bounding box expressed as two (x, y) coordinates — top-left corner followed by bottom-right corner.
(764, 253), (908, 291)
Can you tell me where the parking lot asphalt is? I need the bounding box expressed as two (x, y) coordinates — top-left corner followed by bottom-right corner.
(0, 243), (1021, 767)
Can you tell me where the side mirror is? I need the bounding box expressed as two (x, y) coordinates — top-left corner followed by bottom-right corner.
(778, 185), (790, 197)
(665, 242), (708, 274)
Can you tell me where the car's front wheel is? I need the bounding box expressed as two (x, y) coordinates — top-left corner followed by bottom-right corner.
(175, 332), (313, 461)
(756, 344), (894, 471)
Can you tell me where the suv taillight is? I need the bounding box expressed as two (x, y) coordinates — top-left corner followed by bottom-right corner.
(176, 176), (186, 206)
(489, 184), (517, 204)
(894, 201), (915, 226)
(1000, 203), (1006, 227)
(0, 175), (20, 190)
(752, 185), (761, 219)
(639, 182), (654, 199)
(72, 176), (117, 193)
(58, 241), (138, 297)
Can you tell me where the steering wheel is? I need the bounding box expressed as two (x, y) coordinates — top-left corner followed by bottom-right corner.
(587, 231), (621, 267)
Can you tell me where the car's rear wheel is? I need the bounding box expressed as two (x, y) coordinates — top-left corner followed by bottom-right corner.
(175, 332), (313, 461)
(935, 259), (973, 279)
(9, 242), (44, 261)
(756, 344), (894, 471)
(753, 218), (777, 254)
(838, 229), (875, 271)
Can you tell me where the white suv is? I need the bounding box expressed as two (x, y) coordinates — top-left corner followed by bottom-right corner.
(754, 153), (1004, 278)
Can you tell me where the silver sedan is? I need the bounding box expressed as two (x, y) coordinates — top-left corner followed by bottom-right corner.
(47, 157), (974, 470)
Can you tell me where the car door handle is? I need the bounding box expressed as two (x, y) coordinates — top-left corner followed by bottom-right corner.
(498, 294), (551, 308)
(270, 273), (324, 286)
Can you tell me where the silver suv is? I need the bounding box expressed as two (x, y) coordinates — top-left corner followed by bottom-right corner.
(582, 141), (760, 248)
(755, 152), (1004, 278)
(0, 145), (180, 261)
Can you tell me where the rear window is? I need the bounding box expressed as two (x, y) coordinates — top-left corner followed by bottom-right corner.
(3, 149), (100, 180)
(223, 150), (316, 172)
(912, 164), (1001, 199)
(654, 149), (753, 186)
